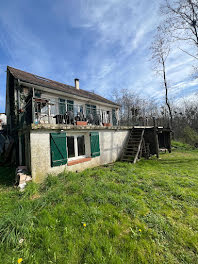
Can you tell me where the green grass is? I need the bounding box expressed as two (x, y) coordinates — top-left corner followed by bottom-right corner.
(171, 140), (196, 151)
(0, 149), (198, 263)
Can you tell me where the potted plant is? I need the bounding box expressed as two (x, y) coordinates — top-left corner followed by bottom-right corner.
(76, 121), (88, 126)
(103, 123), (111, 127)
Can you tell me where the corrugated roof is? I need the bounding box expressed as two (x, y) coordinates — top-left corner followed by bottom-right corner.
(8, 66), (120, 107)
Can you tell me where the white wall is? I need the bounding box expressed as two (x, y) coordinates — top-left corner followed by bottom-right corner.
(30, 129), (129, 182)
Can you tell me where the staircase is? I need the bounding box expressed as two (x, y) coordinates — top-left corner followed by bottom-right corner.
(121, 128), (145, 163)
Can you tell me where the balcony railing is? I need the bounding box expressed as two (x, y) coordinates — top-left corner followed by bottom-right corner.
(18, 97), (169, 128)
(31, 98), (118, 126)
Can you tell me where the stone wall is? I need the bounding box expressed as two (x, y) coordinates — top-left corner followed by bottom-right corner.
(30, 129), (129, 182)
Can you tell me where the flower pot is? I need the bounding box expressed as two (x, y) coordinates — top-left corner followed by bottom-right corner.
(76, 121), (88, 126)
(103, 123), (111, 127)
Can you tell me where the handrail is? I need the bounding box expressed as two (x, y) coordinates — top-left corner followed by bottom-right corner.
(133, 129), (145, 164)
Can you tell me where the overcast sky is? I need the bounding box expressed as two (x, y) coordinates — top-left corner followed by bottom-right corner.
(0, 0), (198, 113)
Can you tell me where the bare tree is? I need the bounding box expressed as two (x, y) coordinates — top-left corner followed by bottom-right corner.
(161, 0), (198, 59)
(151, 26), (173, 128)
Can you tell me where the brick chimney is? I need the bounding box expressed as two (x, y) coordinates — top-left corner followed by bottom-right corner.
(74, 78), (79, 90)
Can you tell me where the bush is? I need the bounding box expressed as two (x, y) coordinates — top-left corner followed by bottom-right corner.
(171, 141), (195, 150)
(177, 126), (198, 146)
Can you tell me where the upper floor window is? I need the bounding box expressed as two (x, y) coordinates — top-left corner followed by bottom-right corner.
(86, 104), (96, 116)
(58, 99), (74, 115)
(59, 98), (66, 115)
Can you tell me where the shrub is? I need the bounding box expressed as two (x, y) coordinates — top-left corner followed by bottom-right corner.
(171, 141), (195, 151)
(178, 126), (198, 146)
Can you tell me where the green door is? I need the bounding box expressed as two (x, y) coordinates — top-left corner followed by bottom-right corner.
(50, 133), (67, 167)
(90, 132), (100, 157)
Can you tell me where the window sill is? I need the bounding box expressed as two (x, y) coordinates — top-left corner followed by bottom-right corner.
(67, 157), (92, 166)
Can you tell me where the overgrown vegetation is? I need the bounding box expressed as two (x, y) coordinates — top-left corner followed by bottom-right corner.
(0, 149), (198, 263)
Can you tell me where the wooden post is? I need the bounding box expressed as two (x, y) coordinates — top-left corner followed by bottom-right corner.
(153, 117), (159, 158)
(167, 131), (172, 153)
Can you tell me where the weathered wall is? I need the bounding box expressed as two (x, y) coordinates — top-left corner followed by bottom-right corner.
(30, 129), (129, 183)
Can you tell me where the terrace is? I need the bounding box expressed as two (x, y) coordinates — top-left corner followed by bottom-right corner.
(19, 97), (119, 127)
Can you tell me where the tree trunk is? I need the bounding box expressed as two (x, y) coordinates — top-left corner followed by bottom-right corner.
(162, 58), (173, 129)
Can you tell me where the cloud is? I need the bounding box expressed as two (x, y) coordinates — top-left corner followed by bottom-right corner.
(0, 0), (197, 114)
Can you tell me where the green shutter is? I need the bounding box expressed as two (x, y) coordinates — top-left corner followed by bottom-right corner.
(90, 132), (100, 157)
(50, 133), (67, 167)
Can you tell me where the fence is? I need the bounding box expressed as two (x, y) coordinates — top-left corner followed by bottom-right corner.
(18, 98), (170, 128)
(27, 98), (118, 126)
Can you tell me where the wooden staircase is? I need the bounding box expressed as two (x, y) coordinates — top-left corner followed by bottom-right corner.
(121, 128), (145, 163)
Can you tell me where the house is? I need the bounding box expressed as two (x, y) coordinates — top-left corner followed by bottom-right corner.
(5, 66), (171, 183)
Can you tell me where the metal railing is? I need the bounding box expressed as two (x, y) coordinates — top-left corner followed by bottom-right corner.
(17, 97), (170, 128)
(119, 116), (170, 128)
(32, 98), (118, 126)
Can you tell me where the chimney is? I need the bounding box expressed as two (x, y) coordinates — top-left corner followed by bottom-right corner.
(74, 78), (79, 90)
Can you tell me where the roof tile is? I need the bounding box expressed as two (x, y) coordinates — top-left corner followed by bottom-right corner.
(8, 66), (120, 107)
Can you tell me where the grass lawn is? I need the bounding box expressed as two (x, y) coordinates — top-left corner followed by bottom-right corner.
(0, 146), (198, 263)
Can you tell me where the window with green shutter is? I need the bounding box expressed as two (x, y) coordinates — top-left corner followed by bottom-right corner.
(50, 132), (67, 167)
(90, 132), (100, 157)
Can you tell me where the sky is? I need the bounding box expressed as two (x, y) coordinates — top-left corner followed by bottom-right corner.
(0, 0), (198, 113)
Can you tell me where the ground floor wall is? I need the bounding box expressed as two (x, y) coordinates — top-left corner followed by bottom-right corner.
(29, 129), (129, 183)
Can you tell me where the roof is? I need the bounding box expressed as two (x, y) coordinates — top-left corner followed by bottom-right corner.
(7, 66), (120, 107)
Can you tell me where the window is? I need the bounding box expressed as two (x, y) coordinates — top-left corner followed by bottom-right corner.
(59, 98), (66, 114)
(50, 99), (56, 116)
(67, 136), (75, 158)
(86, 104), (96, 116)
(67, 100), (74, 112)
(67, 134), (86, 160)
(77, 136), (85, 156)
(35, 89), (41, 98)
